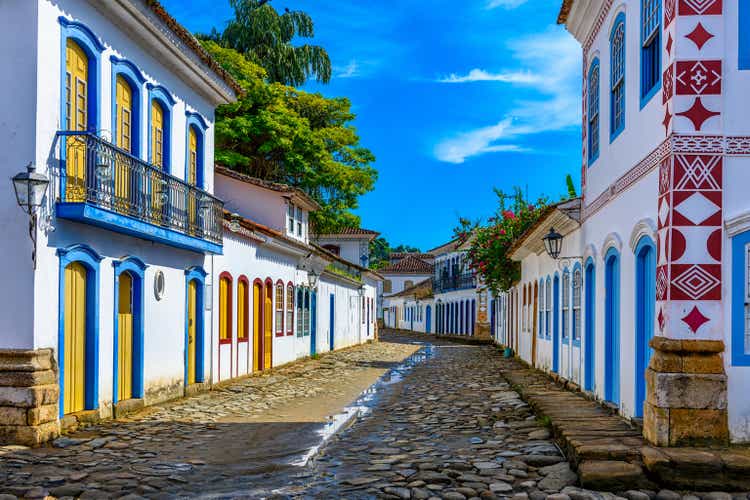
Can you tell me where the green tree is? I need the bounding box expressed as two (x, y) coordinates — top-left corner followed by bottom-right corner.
(206, 0), (331, 86)
(566, 173), (577, 199)
(202, 42), (376, 234)
(368, 239), (422, 270)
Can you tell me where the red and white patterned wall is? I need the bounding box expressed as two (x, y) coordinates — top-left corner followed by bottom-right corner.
(657, 0), (724, 340)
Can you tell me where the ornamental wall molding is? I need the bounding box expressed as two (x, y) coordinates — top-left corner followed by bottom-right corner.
(602, 232), (623, 257)
(629, 218), (658, 252)
(583, 134), (750, 220)
(583, 243), (598, 264)
(724, 211), (750, 238)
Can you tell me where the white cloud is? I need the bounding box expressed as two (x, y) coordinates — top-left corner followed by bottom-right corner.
(438, 68), (542, 84)
(486, 0), (528, 9)
(335, 60), (360, 79)
(434, 29), (581, 164)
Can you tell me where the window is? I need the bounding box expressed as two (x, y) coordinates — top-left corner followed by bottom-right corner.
(275, 282), (284, 336)
(288, 203), (295, 234)
(219, 274), (232, 344)
(539, 280), (545, 338)
(562, 272), (570, 341)
(384, 280), (392, 293)
(588, 60), (600, 164)
(296, 288), (304, 337)
(238, 278), (249, 342)
(573, 268), (582, 342)
(115, 76), (133, 153)
(732, 232), (750, 365)
(641, 0), (661, 104)
(188, 127), (198, 185)
(362, 296), (366, 324)
(151, 100), (165, 168)
(741, 2), (750, 70)
(296, 207), (303, 237)
(286, 284), (294, 335)
(322, 244), (340, 255)
(185, 112), (207, 188)
(404, 280), (414, 289)
(303, 290), (310, 336)
(610, 15), (626, 140)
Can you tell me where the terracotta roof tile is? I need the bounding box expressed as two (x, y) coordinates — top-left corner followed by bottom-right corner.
(215, 165), (321, 210)
(391, 278), (433, 299)
(380, 255), (434, 274)
(557, 0), (575, 24)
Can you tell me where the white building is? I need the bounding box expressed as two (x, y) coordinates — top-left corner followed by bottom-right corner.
(383, 279), (434, 333)
(380, 254), (433, 329)
(0, 0), (379, 446)
(497, 0), (750, 446)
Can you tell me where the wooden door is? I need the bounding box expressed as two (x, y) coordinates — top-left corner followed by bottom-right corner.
(263, 286), (273, 369)
(65, 39), (88, 202)
(253, 282), (262, 371)
(187, 280), (197, 385)
(117, 273), (134, 400)
(115, 75), (132, 213)
(64, 262), (86, 414)
(150, 100), (165, 223)
(532, 282), (538, 367)
(187, 127), (198, 234)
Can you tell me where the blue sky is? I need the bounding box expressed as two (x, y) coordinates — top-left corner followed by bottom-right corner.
(161, 0), (582, 251)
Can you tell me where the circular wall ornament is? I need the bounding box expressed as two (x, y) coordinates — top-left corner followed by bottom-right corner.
(154, 270), (166, 300)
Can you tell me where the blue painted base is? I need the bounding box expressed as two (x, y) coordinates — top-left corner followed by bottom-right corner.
(57, 203), (222, 254)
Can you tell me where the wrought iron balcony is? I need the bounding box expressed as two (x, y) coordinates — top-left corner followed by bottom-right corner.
(55, 131), (223, 253)
(434, 272), (477, 293)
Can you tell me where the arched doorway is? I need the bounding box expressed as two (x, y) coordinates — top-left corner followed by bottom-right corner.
(635, 237), (655, 417)
(185, 267), (206, 387)
(604, 248), (621, 405)
(253, 280), (263, 371)
(114, 257), (146, 404)
(584, 258), (596, 391)
(426, 305), (432, 333)
(264, 279), (273, 369)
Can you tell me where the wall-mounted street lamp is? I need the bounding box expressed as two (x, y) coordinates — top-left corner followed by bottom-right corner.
(308, 269), (319, 288)
(228, 212), (242, 233)
(542, 227), (581, 269)
(358, 285), (365, 297)
(12, 163), (50, 269)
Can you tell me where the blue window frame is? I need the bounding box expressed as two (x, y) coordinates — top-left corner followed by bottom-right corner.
(732, 230), (750, 365)
(741, 2), (750, 70)
(553, 273), (561, 373)
(640, 0), (662, 106)
(610, 14), (626, 141)
(545, 277), (552, 339)
(184, 267), (207, 385)
(587, 59), (600, 165)
(539, 279), (545, 338)
(185, 111), (208, 188)
(572, 264), (582, 346)
(111, 56), (146, 157)
(147, 84), (176, 174)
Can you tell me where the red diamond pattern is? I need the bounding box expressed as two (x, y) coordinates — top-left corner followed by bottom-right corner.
(663, 64), (674, 104)
(678, 0), (722, 15)
(681, 305), (710, 333)
(676, 61), (722, 96)
(685, 22), (714, 50)
(676, 97), (720, 131)
(666, 32), (674, 57)
(658, 307), (666, 332)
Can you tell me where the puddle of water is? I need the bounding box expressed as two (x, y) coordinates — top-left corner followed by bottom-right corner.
(289, 343), (437, 467)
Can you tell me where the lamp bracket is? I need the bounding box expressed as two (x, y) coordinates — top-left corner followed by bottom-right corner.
(555, 256), (583, 270)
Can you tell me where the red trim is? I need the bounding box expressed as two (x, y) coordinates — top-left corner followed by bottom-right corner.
(218, 271), (233, 381)
(275, 279), (285, 337)
(252, 278), (264, 371)
(286, 281), (294, 336)
(237, 276), (250, 342)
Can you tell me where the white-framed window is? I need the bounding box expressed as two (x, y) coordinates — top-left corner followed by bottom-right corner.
(288, 203), (295, 234)
(562, 272), (570, 341)
(573, 269), (582, 342)
(296, 206), (303, 237)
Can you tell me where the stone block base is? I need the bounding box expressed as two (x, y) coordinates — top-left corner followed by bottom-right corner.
(474, 322), (492, 341)
(0, 349), (60, 446)
(643, 338), (728, 447)
(113, 398), (144, 419)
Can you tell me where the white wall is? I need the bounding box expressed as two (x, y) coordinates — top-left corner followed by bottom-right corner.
(215, 175), (287, 235)
(383, 274), (430, 296)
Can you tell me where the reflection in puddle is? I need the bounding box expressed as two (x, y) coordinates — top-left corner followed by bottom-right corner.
(290, 343), (437, 467)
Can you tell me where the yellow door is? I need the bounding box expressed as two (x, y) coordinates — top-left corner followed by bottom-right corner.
(65, 39), (88, 202)
(150, 100), (165, 223)
(64, 262), (86, 414)
(117, 273), (133, 401)
(187, 127), (198, 234)
(264, 287), (273, 369)
(219, 277), (229, 343)
(187, 280), (197, 385)
(253, 283), (262, 371)
(115, 75), (132, 213)
(238, 280), (247, 342)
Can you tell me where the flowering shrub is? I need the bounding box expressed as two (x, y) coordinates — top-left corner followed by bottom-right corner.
(454, 187), (550, 293)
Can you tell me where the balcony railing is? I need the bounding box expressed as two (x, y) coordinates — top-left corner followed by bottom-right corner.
(56, 131), (223, 249)
(434, 272), (477, 293)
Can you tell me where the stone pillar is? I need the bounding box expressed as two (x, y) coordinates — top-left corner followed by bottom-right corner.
(0, 349), (60, 446)
(474, 289), (492, 340)
(646, 0), (727, 446)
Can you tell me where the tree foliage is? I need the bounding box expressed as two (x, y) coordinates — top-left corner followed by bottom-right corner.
(565, 173), (577, 198)
(454, 187), (550, 293)
(368, 238), (421, 270)
(202, 42), (377, 234)
(204, 0), (331, 86)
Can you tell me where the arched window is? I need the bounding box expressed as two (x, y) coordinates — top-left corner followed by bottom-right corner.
(275, 281), (284, 336)
(610, 15), (626, 139)
(237, 277), (249, 342)
(539, 279), (545, 338)
(185, 112), (207, 188)
(219, 273), (232, 344)
(296, 288), (304, 337)
(588, 59), (600, 164)
(641, 0), (661, 103)
(562, 271), (570, 342)
(286, 283), (294, 335)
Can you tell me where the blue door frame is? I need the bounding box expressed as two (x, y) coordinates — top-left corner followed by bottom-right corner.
(311, 291), (318, 356)
(604, 248), (621, 405)
(426, 305), (432, 333)
(329, 293), (335, 351)
(553, 274), (560, 373)
(584, 259), (596, 392)
(635, 237), (655, 417)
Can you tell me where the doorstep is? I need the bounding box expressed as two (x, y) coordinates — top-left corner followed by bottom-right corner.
(497, 355), (750, 491)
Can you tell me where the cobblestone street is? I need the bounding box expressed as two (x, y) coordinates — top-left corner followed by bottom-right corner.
(1, 333), (747, 499)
